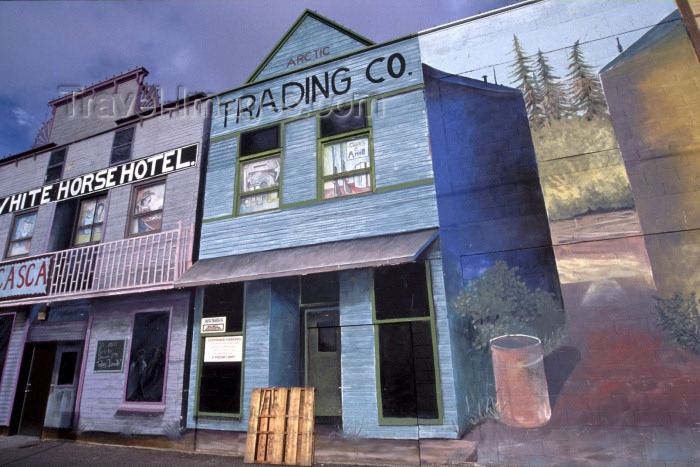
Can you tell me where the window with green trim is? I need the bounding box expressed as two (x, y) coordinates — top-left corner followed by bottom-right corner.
(237, 126), (281, 215)
(319, 104), (372, 199)
(197, 283), (245, 416)
(373, 262), (441, 423)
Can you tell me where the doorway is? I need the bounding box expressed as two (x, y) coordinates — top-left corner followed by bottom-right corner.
(304, 309), (341, 425)
(10, 342), (82, 436)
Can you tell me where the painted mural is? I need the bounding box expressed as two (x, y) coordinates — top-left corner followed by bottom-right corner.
(421, 2), (700, 462)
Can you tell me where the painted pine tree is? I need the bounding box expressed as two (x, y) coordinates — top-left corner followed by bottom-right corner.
(566, 40), (608, 120)
(535, 49), (570, 127)
(509, 35), (542, 124)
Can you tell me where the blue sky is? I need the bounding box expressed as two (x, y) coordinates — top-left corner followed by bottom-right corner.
(0, 0), (516, 158)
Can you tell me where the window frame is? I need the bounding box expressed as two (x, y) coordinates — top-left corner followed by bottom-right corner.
(317, 103), (374, 200)
(127, 179), (166, 237)
(45, 147), (67, 183)
(235, 125), (282, 216)
(5, 210), (38, 259)
(371, 261), (443, 426)
(194, 283), (246, 418)
(72, 194), (107, 247)
(109, 126), (135, 165)
(119, 308), (172, 413)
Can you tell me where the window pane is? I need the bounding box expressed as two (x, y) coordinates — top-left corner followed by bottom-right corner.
(300, 273), (339, 305)
(126, 312), (169, 402)
(133, 184), (165, 214)
(48, 148), (66, 166)
(320, 104), (367, 138)
(317, 321), (338, 352)
(113, 127), (134, 147)
(91, 225), (102, 243)
(322, 176), (372, 199)
(240, 156), (280, 193)
(322, 136), (370, 177)
(111, 146), (131, 163)
(57, 351), (78, 385)
(378, 321), (438, 419)
(45, 165), (63, 183)
(11, 212), (36, 241)
(78, 199), (98, 227)
(74, 227), (93, 245)
(374, 263), (430, 320)
(240, 126), (279, 156)
(198, 362), (242, 413)
(202, 283), (244, 333)
(238, 192), (279, 215)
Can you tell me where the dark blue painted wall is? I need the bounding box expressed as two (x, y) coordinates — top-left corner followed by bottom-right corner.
(423, 65), (562, 424)
(269, 277), (301, 387)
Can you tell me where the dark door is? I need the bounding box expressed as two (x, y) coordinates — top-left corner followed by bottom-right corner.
(11, 344), (56, 436)
(305, 309), (341, 424)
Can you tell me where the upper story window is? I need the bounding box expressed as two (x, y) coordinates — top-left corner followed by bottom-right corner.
(74, 195), (106, 246)
(128, 181), (165, 236)
(110, 126), (135, 165)
(45, 147), (67, 183)
(237, 125), (281, 215)
(319, 103), (372, 199)
(5, 211), (37, 258)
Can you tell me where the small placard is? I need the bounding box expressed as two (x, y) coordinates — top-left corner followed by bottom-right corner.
(204, 336), (243, 362)
(94, 339), (126, 372)
(201, 316), (226, 334)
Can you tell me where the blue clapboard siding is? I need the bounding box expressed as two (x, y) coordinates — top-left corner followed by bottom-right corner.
(269, 278), (301, 387)
(0, 311), (28, 426)
(201, 86), (437, 259)
(186, 281), (271, 432)
(281, 117), (317, 205)
(338, 252), (459, 439)
(254, 14), (371, 82)
(201, 184), (438, 258)
(210, 38), (423, 138)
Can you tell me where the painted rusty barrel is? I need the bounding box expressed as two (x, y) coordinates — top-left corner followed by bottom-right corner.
(490, 334), (551, 428)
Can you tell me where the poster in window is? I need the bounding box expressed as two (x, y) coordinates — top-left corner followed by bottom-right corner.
(203, 336), (243, 362)
(131, 183), (165, 234)
(322, 137), (371, 198)
(8, 212), (36, 256)
(240, 156), (280, 193)
(201, 316), (226, 334)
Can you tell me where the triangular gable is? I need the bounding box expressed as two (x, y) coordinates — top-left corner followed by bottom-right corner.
(247, 9), (374, 83)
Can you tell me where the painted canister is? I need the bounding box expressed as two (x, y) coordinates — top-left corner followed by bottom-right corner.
(490, 334), (551, 428)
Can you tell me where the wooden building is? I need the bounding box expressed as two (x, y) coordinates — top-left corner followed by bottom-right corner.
(0, 69), (209, 439)
(175, 10), (559, 439)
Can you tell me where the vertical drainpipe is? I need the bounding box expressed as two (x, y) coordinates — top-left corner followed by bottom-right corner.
(180, 97), (213, 436)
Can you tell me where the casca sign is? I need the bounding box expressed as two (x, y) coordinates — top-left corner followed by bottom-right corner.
(0, 255), (52, 301)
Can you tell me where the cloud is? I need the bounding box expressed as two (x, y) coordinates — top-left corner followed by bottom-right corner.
(12, 108), (34, 128)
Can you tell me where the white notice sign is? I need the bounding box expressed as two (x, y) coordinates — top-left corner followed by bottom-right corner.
(204, 336), (243, 362)
(201, 316), (226, 333)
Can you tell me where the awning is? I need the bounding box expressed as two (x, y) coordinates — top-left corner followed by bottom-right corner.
(175, 229), (438, 287)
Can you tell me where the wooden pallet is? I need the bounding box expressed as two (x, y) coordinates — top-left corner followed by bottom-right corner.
(244, 387), (315, 466)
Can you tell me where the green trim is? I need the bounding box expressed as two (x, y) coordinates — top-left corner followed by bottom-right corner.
(201, 176), (434, 223)
(371, 262), (444, 426)
(193, 285), (247, 419)
(209, 132), (238, 144)
(246, 9), (374, 84)
(234, 125), (285, 217)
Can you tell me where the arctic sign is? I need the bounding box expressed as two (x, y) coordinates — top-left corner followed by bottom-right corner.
(219, 49), (419, 128)
(0, 143), (198, 216)
(0, 255), (52, 301)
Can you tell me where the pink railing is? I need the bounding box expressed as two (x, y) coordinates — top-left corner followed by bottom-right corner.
(46, 221), (193, 300)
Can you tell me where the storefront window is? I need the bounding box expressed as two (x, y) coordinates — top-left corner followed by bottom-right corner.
(319, 104), (372, 199)
(373, 262), (441, 423)
(125, 311), (169, 403)
(237, 126), (281, 215)
(197, 283), (245, 415)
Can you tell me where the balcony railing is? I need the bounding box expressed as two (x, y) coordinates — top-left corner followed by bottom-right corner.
(1, 222), (193, 305)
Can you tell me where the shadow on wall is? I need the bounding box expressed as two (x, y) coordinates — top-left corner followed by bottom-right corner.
(543, 345), (581, 409)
